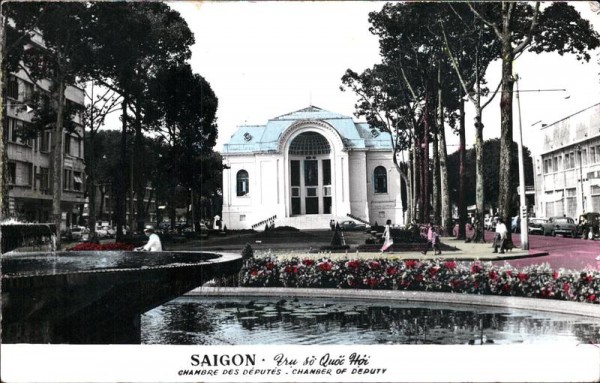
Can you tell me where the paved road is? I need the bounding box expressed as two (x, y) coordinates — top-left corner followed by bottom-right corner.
(484, 230), (600, 271)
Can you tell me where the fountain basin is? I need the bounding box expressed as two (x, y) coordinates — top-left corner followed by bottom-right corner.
(1, 251), (242, 344)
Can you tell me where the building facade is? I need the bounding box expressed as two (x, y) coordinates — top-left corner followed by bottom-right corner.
(534, 103), (600, 219)
(4, 70), (85, 229)
(221, 106), (404, 230)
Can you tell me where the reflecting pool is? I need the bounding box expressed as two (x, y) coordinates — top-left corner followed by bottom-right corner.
(141, 296), (600, 345)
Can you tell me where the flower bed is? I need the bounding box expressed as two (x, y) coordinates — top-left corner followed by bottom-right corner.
(67, 242), (135, 251)
(240, 257), (600, 304)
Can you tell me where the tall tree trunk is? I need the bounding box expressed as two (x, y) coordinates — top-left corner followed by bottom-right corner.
(51, 76), (66, 244)
(474, 111), (485, 242)
(116, 96), (128, 241)
(432, 119), (440, 226)
(499, 39), (515, 241)
(437, 71), (451, 235)
(422, 107), (430, 223)
(457, 97), (467, 240)
(411, 143), (417, 222)
(134, 104), (145, 231)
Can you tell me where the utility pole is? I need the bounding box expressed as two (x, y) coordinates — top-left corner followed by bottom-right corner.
(577, 144), (585, 213)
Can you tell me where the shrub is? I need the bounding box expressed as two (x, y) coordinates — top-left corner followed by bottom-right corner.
(241, 243), (254, 260)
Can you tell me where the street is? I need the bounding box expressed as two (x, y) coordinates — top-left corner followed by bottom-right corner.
(486, 231), (600, 271)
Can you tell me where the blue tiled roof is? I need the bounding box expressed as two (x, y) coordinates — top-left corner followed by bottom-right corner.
(223, 106), (392, 154)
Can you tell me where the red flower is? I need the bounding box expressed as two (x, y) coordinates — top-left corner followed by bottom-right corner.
(302, 259), (314, 266)
(346, 260), (360, 270)
(284, 265), (298, 274)
(505, 270), (512, 277)
(443, 261), (456, 270)
(501, 284), (511, 292)
(250, 268), (258, 276)
(265, 262), (275, 270)
(404, 260), (417, 269)
(363, 277), (380, 287)
(488, 270), (499, 281)
(368, 261), (381, 270)
(318, 261), (332, 272)
(386, 266), (397, 275)
(428, 267), (438, 277)
(586, 294), (596, 302)
(415, 274), (423, 282)
(473, 281), (479, 289)
(562, 282), (570, 292)
(583, 274), (593, 284)
(552, 271), (559, 280)
(517, 273), (528, 282)
(471, 263), (482, 273)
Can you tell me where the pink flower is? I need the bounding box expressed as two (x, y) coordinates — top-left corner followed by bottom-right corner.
(386, 266), (397, 275)
(488, 270), (499, 281)
(443, 261), (456, 270)
(552, 271), (559, 280)
(471, 263), (482, 273)
(562, 282), (570, 292)
(517, 273), (528, 282)
(586, 294), (596, 302)
(404, 260), (417, 269)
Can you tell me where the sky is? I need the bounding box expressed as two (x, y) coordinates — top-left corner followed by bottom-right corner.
(167, 1), (600, 156)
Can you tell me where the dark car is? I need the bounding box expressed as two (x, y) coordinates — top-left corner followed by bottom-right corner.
(542, 216), (577, 237)
(577, 212), (599, 239)
(338, 220), (367, 231)
(527, 218), (548, 235)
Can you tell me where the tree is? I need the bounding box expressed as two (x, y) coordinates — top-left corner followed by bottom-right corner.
(447, 138), (534, 214)
(5, 3), (92, 243)
(440, 3), (501, 241)
(468, 1), (600, 237)
(87, 2), (194, 239)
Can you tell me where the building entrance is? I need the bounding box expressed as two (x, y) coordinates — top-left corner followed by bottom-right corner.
(288, 132), (332, 216)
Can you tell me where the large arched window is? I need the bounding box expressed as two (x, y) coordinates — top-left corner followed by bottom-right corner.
(374, 166), (387, 194)
(236, 170), (249, 196)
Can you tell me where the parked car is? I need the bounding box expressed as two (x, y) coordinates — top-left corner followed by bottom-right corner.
(66, 226), (83, 241)
(527, 218), (548, 235)
(338, 220), (367, 231)
(577, 212), (600, 239)
(542, 216), (577, 237)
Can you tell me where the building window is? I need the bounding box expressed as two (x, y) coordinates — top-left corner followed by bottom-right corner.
(40, 131), (51, 152)
(64, 169), (72, 190)
(73, 171), (83, 191)
(40, 167), (50, 193)
(7, 76), (18, 99)
(7, 162), (16, 184)
(236, 170), (249, 196)
(374, 166), (387, 193)
(23, 163), (33, 186)
(64, 133), (72, 156)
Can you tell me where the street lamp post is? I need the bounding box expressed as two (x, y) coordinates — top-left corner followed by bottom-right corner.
(577, 144), (585, 213)
(515, 76), (529, 250)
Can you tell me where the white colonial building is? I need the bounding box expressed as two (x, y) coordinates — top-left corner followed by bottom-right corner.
(534, 103), (600, 218)
(221, 106), (404, 230)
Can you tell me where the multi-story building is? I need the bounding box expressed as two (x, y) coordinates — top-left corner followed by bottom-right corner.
(4, 68), (85, 229)
(534, 103), (600, 219)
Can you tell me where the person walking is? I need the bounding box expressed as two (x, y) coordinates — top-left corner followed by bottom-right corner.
(493, 219), (508, 254)
(380, 219), (393, 253)
(135, 225), (163, 252)
(421, 223), (433, 255)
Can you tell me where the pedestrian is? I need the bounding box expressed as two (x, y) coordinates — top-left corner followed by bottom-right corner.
(135, 225), (163, 252)
(432, 227), (442, 255)
(493, 219), (508, 254)
(380, 219), (393, 253)
(421, 223), (433, 255)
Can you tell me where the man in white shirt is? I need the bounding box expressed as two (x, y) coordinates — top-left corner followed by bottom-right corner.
(136, 225), (163, 252)
(493, 218), (508, 254)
